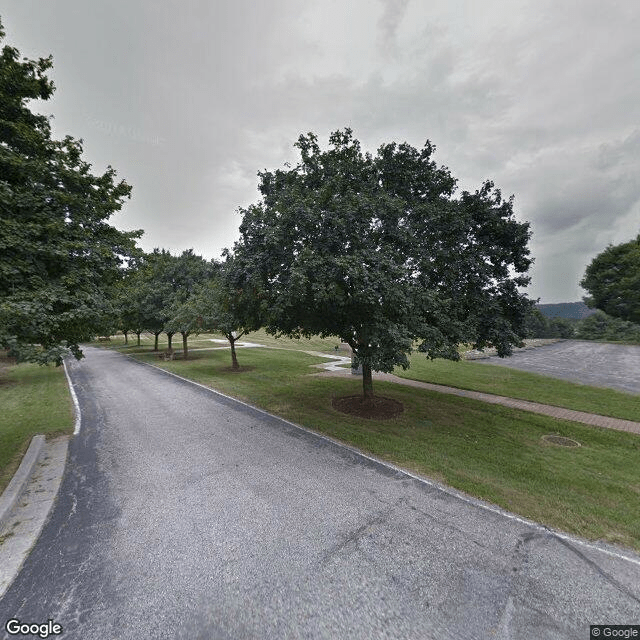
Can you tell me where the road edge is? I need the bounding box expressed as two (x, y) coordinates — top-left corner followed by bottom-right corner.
(0, 357), (78, 594)
(63, 359), (82, 435)
(0, 435), (45, 534)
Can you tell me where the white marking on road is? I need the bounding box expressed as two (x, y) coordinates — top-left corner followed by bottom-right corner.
(63, 359), (82, 435)
(138, 357), (640, 569)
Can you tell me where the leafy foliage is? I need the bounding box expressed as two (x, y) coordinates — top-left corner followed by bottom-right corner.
(0, 19), (141, 363)
(575, 310), (640, 343)
(548, 317), (576, 339)
(581, 235), (640, 324)
(524, 307), (549, 338)
(524, 308), (575, 338)
(115, 249), (215, 350)
(232, 129), (532, 396)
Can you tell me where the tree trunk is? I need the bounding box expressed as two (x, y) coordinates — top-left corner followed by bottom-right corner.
(123, 330), (128, 345)
(167, 332), (174, 350)
(362, 363), (374, 399)
(182, 332), (189, 359)
(154, 332), (160, 351)
(229, 335), (239, 369)
(136, 331), (141, 346)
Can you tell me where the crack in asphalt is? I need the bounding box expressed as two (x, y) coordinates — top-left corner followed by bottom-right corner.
(319, 509), (390, 566)
(554, 536), (640, 605)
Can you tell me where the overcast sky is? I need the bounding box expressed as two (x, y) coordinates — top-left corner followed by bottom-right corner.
(3, 1), (639, 303)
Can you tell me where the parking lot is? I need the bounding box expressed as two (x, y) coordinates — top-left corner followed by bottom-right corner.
(480, 340), (640, 394)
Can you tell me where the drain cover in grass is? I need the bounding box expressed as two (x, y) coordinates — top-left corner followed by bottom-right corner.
(541, 434), (581, 447)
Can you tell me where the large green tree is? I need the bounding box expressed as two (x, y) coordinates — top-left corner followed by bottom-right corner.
(581, 235), (640, 324)
(164, 295), (203, 359)
(0, 19), (140, 363)
(232, 129), (532, 398)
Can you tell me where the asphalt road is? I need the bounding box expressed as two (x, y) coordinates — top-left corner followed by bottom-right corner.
(480, 340), (640, 394)
(1, 347), (639, 639)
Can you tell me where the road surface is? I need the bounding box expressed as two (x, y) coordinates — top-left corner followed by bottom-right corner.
(1, 347), (639, 639)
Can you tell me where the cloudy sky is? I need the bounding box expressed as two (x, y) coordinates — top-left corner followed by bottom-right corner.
(3, 1), (639, 302)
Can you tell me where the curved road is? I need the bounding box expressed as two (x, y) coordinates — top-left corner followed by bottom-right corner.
(1, 347), (639, 639)
(480, 340), (640, 395)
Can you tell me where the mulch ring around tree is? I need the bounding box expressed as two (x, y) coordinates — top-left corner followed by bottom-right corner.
(332, 395), (404, 420)
(220, 365), (256, 373)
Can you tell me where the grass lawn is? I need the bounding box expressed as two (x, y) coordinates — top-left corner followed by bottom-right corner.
(126, 345), (640, 552)
(394, 354), (640, 422)
(0, 356), (74, 494)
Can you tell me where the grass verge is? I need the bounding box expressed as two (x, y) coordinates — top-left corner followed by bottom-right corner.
(395, 355), (640, 422)
(0, 357), (74, 494)
(129, 345), (640, 552)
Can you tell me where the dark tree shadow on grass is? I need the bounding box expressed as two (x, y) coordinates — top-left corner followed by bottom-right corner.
(332, 395), (404, 420)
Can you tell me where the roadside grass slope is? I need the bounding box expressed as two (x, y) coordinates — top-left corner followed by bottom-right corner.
(0, 356), (74, 494)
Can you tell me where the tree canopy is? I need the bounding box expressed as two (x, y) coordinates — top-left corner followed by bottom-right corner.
(0, 19), (141, 363)
(524, 307), (575, 339)
(115, 248), (215, 350)
(581, 235), (640, 324)
(575, 309), (640, 343)
(232, 129), (532, 398)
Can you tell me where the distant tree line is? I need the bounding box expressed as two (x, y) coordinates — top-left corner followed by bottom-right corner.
(524, 307), (640, 343)
(536, 301), (595, 320)
(106, 249), (260, 368)
(527, 233), (640, 344)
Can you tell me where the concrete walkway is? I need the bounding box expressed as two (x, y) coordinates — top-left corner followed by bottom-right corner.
(316, 368), (640, 435)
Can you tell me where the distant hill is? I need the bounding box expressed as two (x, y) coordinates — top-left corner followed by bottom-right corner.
(537, 301), (596, 320)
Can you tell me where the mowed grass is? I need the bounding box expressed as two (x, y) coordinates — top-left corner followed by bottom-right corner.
(395, 354), (640, 422)
(132, 345), (640, 552)
(0, 357), (74, 493)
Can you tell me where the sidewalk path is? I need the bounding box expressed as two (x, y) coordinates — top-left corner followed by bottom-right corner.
(315, 367), (640, 435)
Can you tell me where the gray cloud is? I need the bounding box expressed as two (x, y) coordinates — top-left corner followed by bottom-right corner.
(377, 0), (410, 54)
(3, 0), (639, 302)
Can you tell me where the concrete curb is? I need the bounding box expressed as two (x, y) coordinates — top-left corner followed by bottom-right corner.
(0, 435), (70, 600)
(0, 435), (45, 533)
